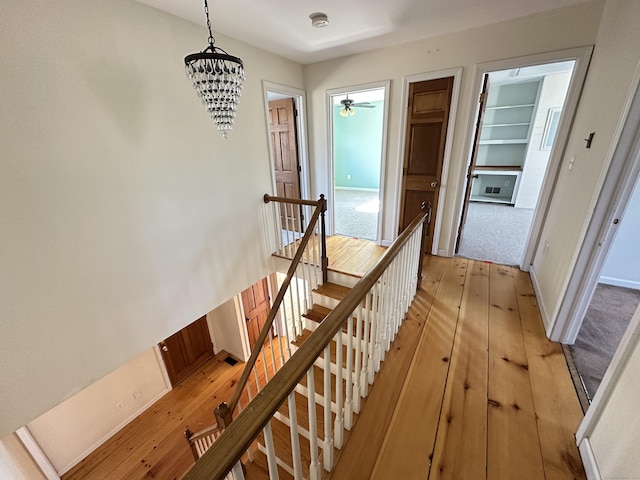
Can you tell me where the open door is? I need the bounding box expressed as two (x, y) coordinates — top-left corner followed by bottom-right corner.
(398, 77), (454, 252)
(455, 74), (490, 253)
(269, 98), (302, 231)
(159, 316), (214, 387)
(241, 278), (272, 350)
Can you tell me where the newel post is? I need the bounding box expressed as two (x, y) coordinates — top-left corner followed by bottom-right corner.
(320, 194), (329, 283)
(416, 202), (431, 291)
(214, 402), (233, 430)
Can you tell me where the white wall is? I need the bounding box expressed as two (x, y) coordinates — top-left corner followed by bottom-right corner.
(585, 307), (640, 478)
(599, 178), (640, 289)
(516, 72), (572, 209)
(0, 0), (303, 436)
(531, 0), (640, 329)
(0, 434), (47, 480)
(208, 297), (250, 362)
(26, 348), (168, 475)
(303, 1), (604, 251)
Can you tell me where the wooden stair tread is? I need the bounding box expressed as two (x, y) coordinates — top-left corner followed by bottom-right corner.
(314, 282), (351, 301)
(303, 304), (332, 322)
(293, 329), (351, 370)
(244, 450), (294, 480)
(277, 390), (335, 440)
(258, 418), (315, 477)
(297, 364), (347, 405)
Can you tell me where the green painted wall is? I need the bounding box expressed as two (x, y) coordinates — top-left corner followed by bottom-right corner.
(333, 100), (384, 189)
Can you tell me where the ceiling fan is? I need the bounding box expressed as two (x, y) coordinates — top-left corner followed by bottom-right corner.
(337, 96), (375, 117)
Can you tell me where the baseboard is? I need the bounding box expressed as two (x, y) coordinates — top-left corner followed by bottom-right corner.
(579, 438), (602, 480)
(529, 265), (552, 334)
(58, 388), (170, 475)
(334, 186), (379, 192)
(437, 249), (450, 257)
(599, 276), (640, 290)
(381, 240), (392, 247)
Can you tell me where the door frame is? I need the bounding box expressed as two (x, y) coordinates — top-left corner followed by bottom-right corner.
(326, 80), (391, 244)
(454, 46), (593, 267)
(550, 65), (640, 344)
(263, 81), (311, 201)
(394, 68), (462, 254)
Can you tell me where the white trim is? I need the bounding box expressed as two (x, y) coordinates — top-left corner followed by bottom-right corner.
(451, 47), (593, 266)
(326, 80), (391, 245)
(234, 294), (252, 362)
(262, 82), (311, 201)
(334, 186), (378, 192)
(15, 427), (59, 480)
(153, 344), (173, 391)
(598, 276), (640, 290)
(551, 61), (640, 343)
(58, 388), (170, 475)
(395, 67), (463, 254)
(578, 439), (602, 480)
(577, 302), (640, 444)
(529, 264), (552, 331)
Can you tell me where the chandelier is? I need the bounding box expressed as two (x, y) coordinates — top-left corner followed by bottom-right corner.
(184, 0), (245, 137)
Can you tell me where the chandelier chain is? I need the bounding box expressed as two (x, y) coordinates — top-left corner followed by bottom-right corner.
(204, 0), (215, 46)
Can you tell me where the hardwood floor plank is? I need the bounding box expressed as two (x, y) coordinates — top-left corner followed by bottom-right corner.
(430, 260), (489, 480)
(487, 264), (545, 480)
(328, 255), (448, 479)
(371, 258), (468, 480)
(514, 270), (586, 480)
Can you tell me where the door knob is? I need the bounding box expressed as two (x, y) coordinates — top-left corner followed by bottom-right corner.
(161, 345), (168, 352)
(430, 181), (438, 188)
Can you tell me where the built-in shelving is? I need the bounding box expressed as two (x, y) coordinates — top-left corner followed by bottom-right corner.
(472, 80), (541, 205)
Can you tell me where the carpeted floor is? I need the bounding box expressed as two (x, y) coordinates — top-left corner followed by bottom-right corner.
(457, 202), (534, 266)
(569, 283), (640, 400)
(334, 188), (379, 240)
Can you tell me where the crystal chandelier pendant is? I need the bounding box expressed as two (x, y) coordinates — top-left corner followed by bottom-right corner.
(184, 0), (245, 136)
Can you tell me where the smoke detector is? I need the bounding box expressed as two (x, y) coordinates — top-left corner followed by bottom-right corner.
(310, 12), (329, 28)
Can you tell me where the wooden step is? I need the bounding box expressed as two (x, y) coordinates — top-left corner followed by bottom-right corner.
(314, 282), (351, 302)
(297, 364), (347, 407)
(244, 450), (294, 480)
(303, 305), (366, 338)
(276, 390), (335, 441)
(293, 329), (350, 371)
(258, 418), (316, 478)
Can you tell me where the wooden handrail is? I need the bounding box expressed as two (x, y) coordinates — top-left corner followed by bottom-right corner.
(263, 194), (322, 207)
(183, 205), (430, 480)
(226, 200), (325, 414)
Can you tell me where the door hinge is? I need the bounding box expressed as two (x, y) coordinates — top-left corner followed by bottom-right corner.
(479, 91), (486, 104)
(297, 164), (302, 172)
(294, 107), (298, 117)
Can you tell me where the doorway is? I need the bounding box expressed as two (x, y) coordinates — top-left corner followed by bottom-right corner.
(328, 82), (389, 242)
(158, 316), (215, 387)
(456, 61), (576, 266)
(241, 278), (272, 350)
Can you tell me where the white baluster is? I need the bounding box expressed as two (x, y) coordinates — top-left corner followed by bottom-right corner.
(345, 306), (354, 429)
(263, 422), (280, 480)
(353, 301), (363, 411)
(293, 264), (304, 335)
(334, 330), (344, 449)
(323, 345), (334, 471)
(363, 287), (373, 393)
(280, 292), (293, 359)
(231, 461), (245, 480)
(273, 200), (284, 257)
(307, 368), (322, 480)
(288, 392), (303, 479)
(369, 281), (380, 383)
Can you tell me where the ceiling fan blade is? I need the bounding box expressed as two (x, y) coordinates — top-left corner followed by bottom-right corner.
(352, 102), (375, 107)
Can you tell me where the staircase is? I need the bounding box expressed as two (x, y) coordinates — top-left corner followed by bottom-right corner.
(183, 195), (431, 480)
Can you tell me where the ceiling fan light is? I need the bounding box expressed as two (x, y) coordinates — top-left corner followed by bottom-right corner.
(340, 107), (349, 117)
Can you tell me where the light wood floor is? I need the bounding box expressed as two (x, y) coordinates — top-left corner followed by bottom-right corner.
(325, 235), (387, 277)
(63, 251), (584, 480)
(331, 256), (585, 480)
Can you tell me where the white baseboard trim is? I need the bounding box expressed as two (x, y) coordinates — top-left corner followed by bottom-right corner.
(15, 427), (60, 480)
(579, 438), (602, 480)
(599, 275), (640, 290)
(437, 249), (451, 257)
(529, 265), (553, 334)
(381, 239), (392, 247)
(58, 388), (170, 475)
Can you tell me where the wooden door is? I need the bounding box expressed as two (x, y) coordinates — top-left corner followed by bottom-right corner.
(398, 77), (454, 253)
(159, 316), (214, 387)
(455, 74), (490, 253)
(241, 278), (271, 350)
(269, 98), (302, 230)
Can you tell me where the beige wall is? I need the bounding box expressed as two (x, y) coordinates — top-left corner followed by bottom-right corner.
(26, 348), (168, 474)
(589, 319), (640, 478)
(208, 297), (249, 361)
(0, 0), (303, 436)
(303, 1), (604, 251)
(531, 0), (640, 327)
(0, 434), (47, 480)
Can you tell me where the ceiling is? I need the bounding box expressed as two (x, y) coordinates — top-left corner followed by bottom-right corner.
(136, 0), (593, 64)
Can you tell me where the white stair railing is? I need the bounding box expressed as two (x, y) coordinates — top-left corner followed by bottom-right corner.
(183, 202), (431, 480)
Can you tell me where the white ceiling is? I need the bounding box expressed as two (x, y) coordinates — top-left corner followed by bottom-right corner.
(136, 0), (593, 65)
